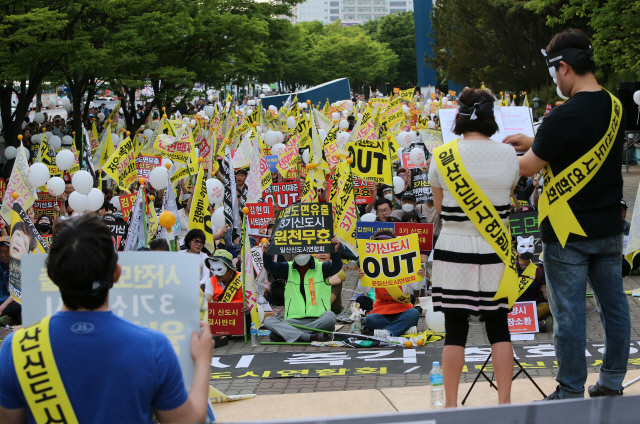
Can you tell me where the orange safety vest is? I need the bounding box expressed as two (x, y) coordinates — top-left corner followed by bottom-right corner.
(211, 272), (243, 303)
(370, 288), (413, 316)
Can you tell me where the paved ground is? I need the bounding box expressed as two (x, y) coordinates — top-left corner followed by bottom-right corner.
(2, 166), (640, 397)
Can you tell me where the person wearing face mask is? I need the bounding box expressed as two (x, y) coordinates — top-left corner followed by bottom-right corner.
(400, 193), (426, 223)
(202, 250), (244, 304)
(514, 236), (551, 331)
(35, 215), (53, 247)
(261, 236), (342, 343)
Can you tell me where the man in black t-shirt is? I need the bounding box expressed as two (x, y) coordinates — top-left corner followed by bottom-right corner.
(504, 29), (630, 400)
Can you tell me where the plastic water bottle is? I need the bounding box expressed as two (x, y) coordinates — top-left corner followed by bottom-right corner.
(250, 323), (259, 347)
(430, 361), (444, 407)
(350, 310), (362, 335)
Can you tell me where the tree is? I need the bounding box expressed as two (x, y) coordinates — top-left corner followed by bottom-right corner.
(527, 0), (640, 78)
(362, 12), (417, 89)
(0, 3), (68, 147)
(428, 0), (589, 92)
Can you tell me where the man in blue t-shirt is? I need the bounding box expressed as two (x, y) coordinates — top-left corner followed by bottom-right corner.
(0, 215), (214, 424)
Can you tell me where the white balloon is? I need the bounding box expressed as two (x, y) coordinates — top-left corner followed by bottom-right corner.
(427, 99), (433, 104)
(4, 146), (16, 160)
(248, 100), (255, 106)
(259, 93), (265, 99)
(409, 148), (425, 167)
(337, 132), (350, 148)
(61, 97), (70, 105)
(275, 131), (284, 143)
(402, 105), (409, 113)
(395, 147), (404, 159)
(346, 100), (354, 110)
(111, 196), (121, 211)
(46, 177), (65, 196)
(268, 105), (277, 112)
(161, 158), (173, 169)
(427, 121), (436, 129)
(331, 112), (340, 121)
(34, 112), (45, 124)
(360, 213), (377, 222)
(47, 99), (57, 109)
(634, 90), (640, 106)
(149, 167), (169, 190)
(271, 143), (286, 157)
(64, 103), (72, 112)
(21, 121), (27, 129)
(425, 299), (446, 333)
(408, 130), (418, 145)
(28, 163), (50, 187)
(286, 116), (296, 129)
(302, 149), (310, 165)
(87, 188), (104, 211)
(212, 207), (226, 230)
(190, 119), (196, 127)
(206, 178), (224, 204)
(357, 113), (363, 120)
(111, 133), (120, 146)
(72, 170), (94, 195)
(32, 134), (41, 144)
(97, 112), (105, 121)
(49, 135), (62, 151)
(56, 149), (75, 171)
(204, 105), (215, 117)
(264, 130), (278, 147)
(396, 131), (412, 148)
(150, 120), (159, 130)
(62, 135), (73, 146)
(338, 119), (349, 130)
(256, 126), (263, 135)
(25, 149), (30, 160)
(182, 117), (190, 124)
(318, 129), (327, 141)
(393, 176), (405, 193)
(116, 123), (124, 132)
(68, 191), (88, 212)
(45, 131), (53, 140)
(143, 129), (154, 141)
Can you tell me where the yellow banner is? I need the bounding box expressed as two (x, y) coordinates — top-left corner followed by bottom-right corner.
(188, 165), (215, 252)
(358, 233), (421, 288)
(399, 88), (415, 102)
(346, 138), (393, 185)
(329, 161), (358, 254)
(1, 146), (36, 225)
(434, 140), (519, 306)
(98, 128), (115, 167)
(538, 89), (622, 247)
(103, 136), (139, 191)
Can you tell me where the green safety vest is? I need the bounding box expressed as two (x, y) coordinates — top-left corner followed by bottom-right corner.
(285, 258), (332, 320)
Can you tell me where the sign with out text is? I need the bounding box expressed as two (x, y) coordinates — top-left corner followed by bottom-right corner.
(21, 252), (201, 387)
(208, 303), (244, 336)
(508, 301), (539, 333)
(263, 181), (300, 209)
(358, 233), (421, 288)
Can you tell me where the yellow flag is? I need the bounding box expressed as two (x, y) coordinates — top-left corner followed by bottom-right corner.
(329, 161), (358, 254)
(226, 92), (233, 104)
(99, 128), (116, 166)
(399, 88), (415, 102)
(1, 146), (37, 225)
(188, 165), (215, 252)
(102, 137), (138, 191)
(322, 99), (331, 119)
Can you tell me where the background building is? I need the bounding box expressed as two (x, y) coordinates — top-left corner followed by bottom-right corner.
(294, 0), (414, 25)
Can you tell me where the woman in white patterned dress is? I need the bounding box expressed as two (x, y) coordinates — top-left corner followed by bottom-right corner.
(428, 88), (519, 407)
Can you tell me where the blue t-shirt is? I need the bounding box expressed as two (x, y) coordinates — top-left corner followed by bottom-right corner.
(0, 262), (10, 303)
(0, 311), (189, 423)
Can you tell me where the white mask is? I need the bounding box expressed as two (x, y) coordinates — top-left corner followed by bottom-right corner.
(402, 204), (415, 212)
(209, 260), (227, 277)
(294, 254), (311, 266)
(556, 85), (569, 100)
(384, 194), (393, 200)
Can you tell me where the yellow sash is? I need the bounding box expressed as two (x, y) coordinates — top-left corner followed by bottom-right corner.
(434, 139), (520, 306)
(386, 286), (411, 304)
(220, 272), (242, 303)
(12, 315), (79, 424)
(538, 89), (622, 247)
(517, 261), (538, 299)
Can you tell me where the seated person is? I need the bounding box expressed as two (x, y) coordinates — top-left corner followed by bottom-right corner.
(357, 230), (426, 338)
(262, 237), (342, 342)
(202, 250), (243, 303)
(314, 252), (347, 315)
(514, 236), (551, 331)
(385, 210), (404, 223)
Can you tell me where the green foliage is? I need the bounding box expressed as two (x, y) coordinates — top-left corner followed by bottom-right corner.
(362, 12), (416, 88)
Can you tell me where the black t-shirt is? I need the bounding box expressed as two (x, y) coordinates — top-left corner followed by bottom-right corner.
(532, 90), (626, 243)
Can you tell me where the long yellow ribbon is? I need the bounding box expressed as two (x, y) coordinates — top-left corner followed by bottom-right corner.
(538, 89), (622, 247)
(434, 139), (520, 306)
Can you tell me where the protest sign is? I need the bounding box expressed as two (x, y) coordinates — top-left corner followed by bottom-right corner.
(103, 136), (139, 190)
(356, 222), (395, 241)
(326, 177), (374, 205)
(509, 212), (542, 262)
(0, 179), (6, 199)
(508, 301), (539, 333)
(1, 146), (36, 225)
(106, 221), (129, 251)
(411, 170), (432, 204)
(33, 191), (58, 219)
(420, 129), (444, 145)
(136, 155), (161, 181)
(189, 165), (215, 252)
(347, 139), (393, 185)
(266, 155), (279, 173)
(119, 193), (137, 221)
(358, 233), (421, 288)
(266, 202), (333, 255)
(208, 303), (245, 336)
(400, 151), (426, 169)
(246, 202), (274, 229)
(8, 203), (50, 304)
(22, 252), (201, 387)
(263, 181), (300, 209)
(329, 161), (358, 254)
(395, 223), (434, 251)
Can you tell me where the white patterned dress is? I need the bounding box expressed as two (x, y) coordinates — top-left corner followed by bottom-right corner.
(428, 139), (519, 315)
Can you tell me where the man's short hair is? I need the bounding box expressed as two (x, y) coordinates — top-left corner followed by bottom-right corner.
(150, 238), (170, 251)
(47, 215), (117, 310)
(235, 169), (248, 177)
(546, 29), (596, 76)
(375, 198), (393, 210)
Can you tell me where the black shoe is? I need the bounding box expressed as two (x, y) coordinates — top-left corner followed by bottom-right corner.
(538, 320), (547, 333)
(269, 333), (285, 342)
(309, 333), (325, 342)
(588, 382), (623, 397)
(536, 387), (562, 401)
